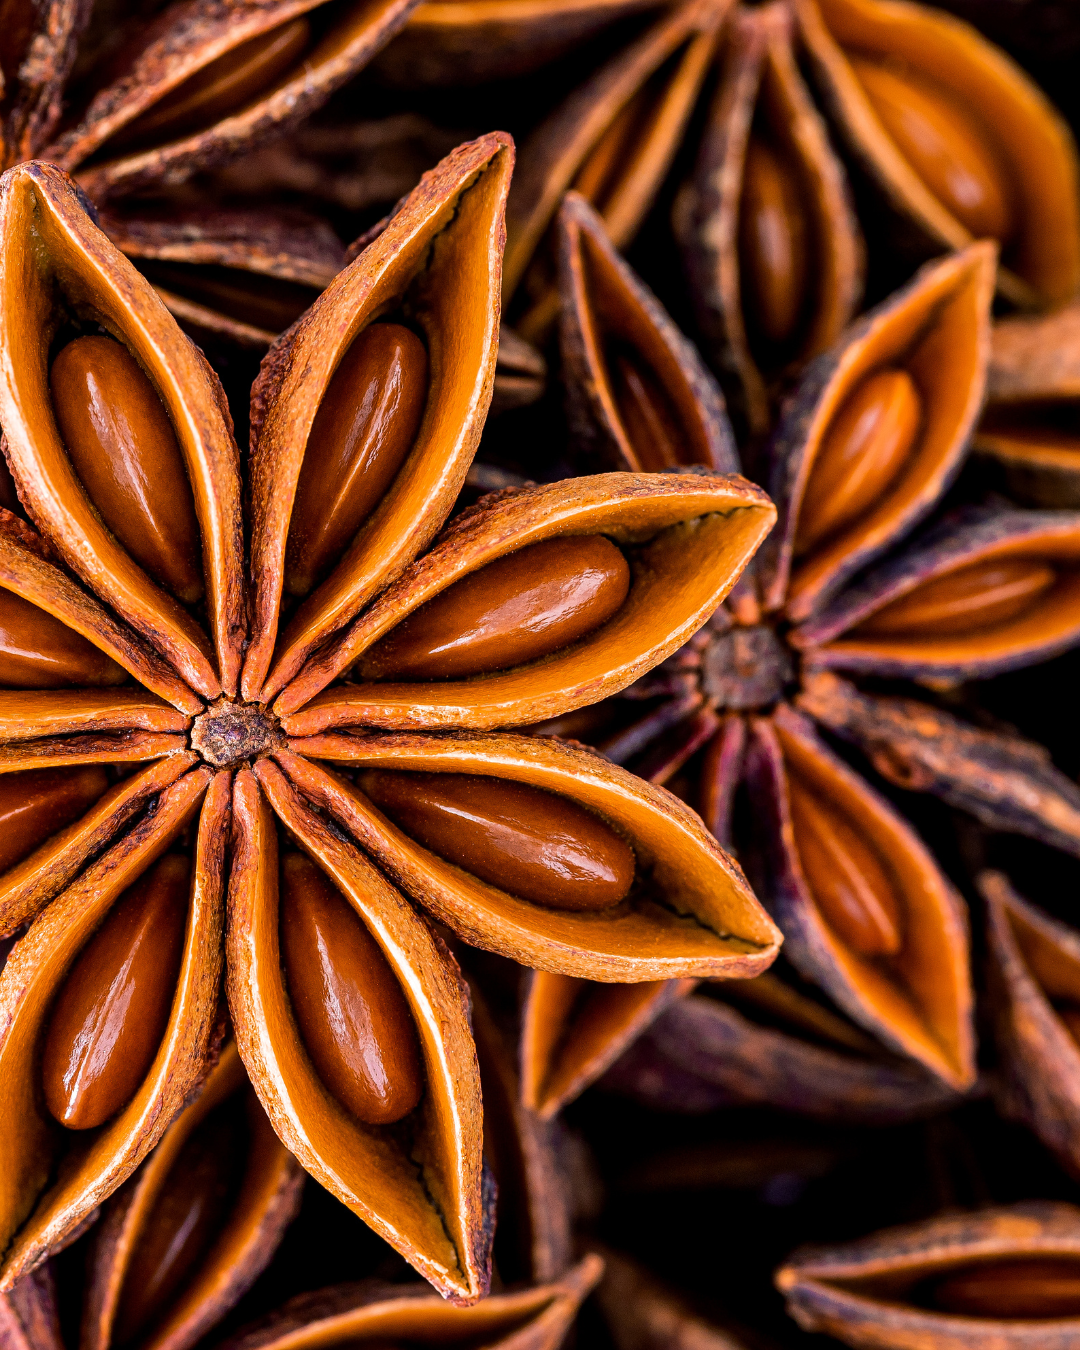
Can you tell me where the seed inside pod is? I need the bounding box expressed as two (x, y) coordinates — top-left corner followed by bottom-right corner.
(930, 1258), (1080, 1318)
(112, 1095), (246, 1345)
(796, 369), (922, 555)
(359, 535), (631, 680)
(50, 335), (204, 604)
(0, 765), (110, 872)
(787, 776), (903, 957)
(360, 770), (636, 912)
(738, 135), (808, 347)
(279, 851), (423, 1126)
(41, 852), (189, 1129)
(850, 58), (1013, 242)
(0, 588), (128, 688)
(114, 17), (311, 150)
(854, 557), (1056, 638)
(610, 352), (684, 470)
(285, 323), (429, 596)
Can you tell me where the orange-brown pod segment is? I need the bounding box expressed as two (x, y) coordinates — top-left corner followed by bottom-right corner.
(0, 765), (110, 872)
(0, 588), (128, 688)
(41, 852), (190, 1129)
(856, 557), (1057, 638)
(285, 323), (429, 597)
(115, 17), (312, 150)
(112, 1095), (246, 1344)
(361, 769), (636, 913)
(50, 336), (204, 604)
(930, 1258), (1080, 1318)
(739, 136), (809, 346)
(359, 535), (631, 680)
(279, 851), (423, 1126)
(610, 353), (684, 470)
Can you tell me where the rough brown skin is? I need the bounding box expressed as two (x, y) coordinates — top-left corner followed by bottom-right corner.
(674, 0), (863, 440)
(558, 191), (738, 475)
(776, 1202), (1080, 1349)
(988, 302), (1080, 402)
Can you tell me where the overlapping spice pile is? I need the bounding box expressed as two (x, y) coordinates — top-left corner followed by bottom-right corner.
(4, 0), (1080, 1347)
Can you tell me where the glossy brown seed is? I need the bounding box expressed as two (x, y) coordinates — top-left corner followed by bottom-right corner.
(279, 852), (423, 1126)
(796, 369), (922, 555)
(0, 588), (128, 689)
(112, 1098), (246, 1345)
(359, 535), (632, 680)
(50, 336), (204, 604)
(41, 853), (189, 1129)
(851, 58), (1013, 242)
(611, 352), (684, 470)
(739, 136), (808, 347)
(361, 770), (636, 912)
(116, 17), (311, 149)
(0, 765), (110, 872)
(285, 323), (429, 596)
(788, 776), (903, 957)
(856, 557), (1056, 638)
(931, 1259), (1080, 1318)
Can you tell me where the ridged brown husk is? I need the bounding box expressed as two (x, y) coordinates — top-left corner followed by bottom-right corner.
(215, 1254), (604, 1350)
(601, 980), (967, 1123)
(557, 190), (739, 474)
(243, 132), (515, 703)
(44, 0), (423, 203)
(776, 1202), (1080, 1349)
(981, 871), (1080, 1182)
(674, 0), (864, 438)
(373, 0), (665, 85)
(503, 0), (727, 341)
(794, 0), (1080, 307)
(99, 207), (346, 351)
(80, 1042), (304, 1350)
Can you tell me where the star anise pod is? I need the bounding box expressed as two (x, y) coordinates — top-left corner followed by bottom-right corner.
(0, 135), (781, 1299)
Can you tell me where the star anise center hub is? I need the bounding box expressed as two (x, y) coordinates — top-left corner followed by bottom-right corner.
(190, 697), (285, 767)
(700, 622), (795, 711)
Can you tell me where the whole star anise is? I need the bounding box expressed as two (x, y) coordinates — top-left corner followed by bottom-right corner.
(0, 138), (782, 1302)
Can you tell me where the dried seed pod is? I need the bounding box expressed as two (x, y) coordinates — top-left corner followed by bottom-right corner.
(973, 410), (1080, 511)
(602, 979), (966, 1122)
(0, 0), (89, 169)
(374, 0), (665, 86)
(214, 1255), (603, 1350)
(228, 764), (492, 1303)
(243, 132), (514, 704)
(776, 1202), (1080, 1348)
(596, 1246), (752, 1350)
(44, 0), (422, 202)
(744, 707), (974, 1089)
(0, 163), (245, 699)
(81, 1043), (304, 1350)
(558, 191), (738, 474)
(520, 970), (697, 1118)
(273, 473), (775, 727)
(762, 242), (995, 623)
(503, 0), (726, 341)
(674, 1), (863, 437)
(491, 325), (546, 416)
(99, 207), (345, 350)
(795, 0), (1080, 307)
(270, 733), (781, 981)
(795, 504), (1080, 683)
(0, 767), (227, 1287)
(981, 871), (1080, 1182)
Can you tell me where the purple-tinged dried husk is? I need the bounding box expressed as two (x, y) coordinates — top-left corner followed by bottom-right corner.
(776, 1201), (1080, 1349)
(601, 986), (966, 1123)
(99, 206), (345, 349)
(797, 671), (1080, 857)
(760, 243), (995, 623)
(982, 871), (1080, 1181)
(519, 969), (697, 1118)
(373, 0), (665, 86)
(794, 504), (1080, 682)
(0, 0), (91, 170)
(46, 0), (423, 202)
(0, 1265), (60, 1350)
(214, 1255), (605, 1350)
(594, 1246), (751, 1349)
(673, 0), (863, 439)
(557, 190), (738, 473)
(743, 706), (975, 1089)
